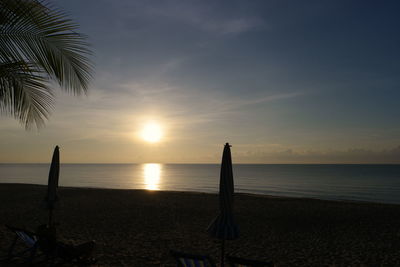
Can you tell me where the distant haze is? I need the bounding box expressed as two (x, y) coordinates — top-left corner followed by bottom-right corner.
(1, 0), (400, 164)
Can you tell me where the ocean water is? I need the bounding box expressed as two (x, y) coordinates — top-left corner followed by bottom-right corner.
(0, 164), (399, 204)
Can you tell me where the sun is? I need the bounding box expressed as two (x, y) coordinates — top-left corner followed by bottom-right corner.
(141, 122), (162, 143)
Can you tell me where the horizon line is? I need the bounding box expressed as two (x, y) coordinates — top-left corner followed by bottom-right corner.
(1, 162), (400, 165)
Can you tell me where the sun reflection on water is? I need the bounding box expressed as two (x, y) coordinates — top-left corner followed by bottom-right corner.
(143, 163), (161, 190)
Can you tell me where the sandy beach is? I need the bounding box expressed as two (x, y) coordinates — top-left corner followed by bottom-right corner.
(1, 183), (400, 266)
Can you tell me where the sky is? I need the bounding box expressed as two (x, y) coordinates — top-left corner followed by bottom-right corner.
(1, 0), (400, 163)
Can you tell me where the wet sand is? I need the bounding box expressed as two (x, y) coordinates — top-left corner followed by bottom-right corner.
(1, 183), (400, 266)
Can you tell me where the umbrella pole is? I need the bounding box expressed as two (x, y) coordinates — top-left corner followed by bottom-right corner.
(221, 239), (225, 267)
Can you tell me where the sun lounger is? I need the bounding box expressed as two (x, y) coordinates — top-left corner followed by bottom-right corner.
(227, 255), (274, 267)
(5, 224), (96, 265)
(171, 250), (216, 267)
(5, 225), (39, 264)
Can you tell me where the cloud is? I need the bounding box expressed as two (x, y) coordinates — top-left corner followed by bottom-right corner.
(130, 1), (266, 35)
(225, 91), (305, 108)
(194, 17), (266, 35)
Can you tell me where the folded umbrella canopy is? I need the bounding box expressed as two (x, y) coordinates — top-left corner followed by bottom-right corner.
(207, 143), (239, 267)
(45, 146), (60, 226)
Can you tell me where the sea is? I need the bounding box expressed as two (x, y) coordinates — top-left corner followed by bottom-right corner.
(0, 164), (400, 204)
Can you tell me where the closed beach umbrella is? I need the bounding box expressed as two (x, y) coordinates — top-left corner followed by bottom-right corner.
(207, 143), (239, 267)
(45, 146), (60, 226)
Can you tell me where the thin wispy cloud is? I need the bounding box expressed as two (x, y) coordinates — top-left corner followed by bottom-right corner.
(224, 91), (305, 109)
(132, 1), (266, 35)
(200, 17), (266, 34)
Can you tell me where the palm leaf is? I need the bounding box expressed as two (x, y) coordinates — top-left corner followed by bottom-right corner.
(0, 0), (93, 128)
(0, 60), (53, 129)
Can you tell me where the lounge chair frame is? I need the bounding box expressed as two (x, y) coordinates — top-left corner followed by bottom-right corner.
(171, 250), (216, 267)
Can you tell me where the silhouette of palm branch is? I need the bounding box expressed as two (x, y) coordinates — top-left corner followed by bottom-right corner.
(0, 0), (93, 128)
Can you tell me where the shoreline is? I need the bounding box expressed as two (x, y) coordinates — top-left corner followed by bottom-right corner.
(1, 184), (400, 266)
(0, 182), (399, 207)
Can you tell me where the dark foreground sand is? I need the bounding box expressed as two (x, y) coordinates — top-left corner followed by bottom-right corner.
(1, 184), (400, 266)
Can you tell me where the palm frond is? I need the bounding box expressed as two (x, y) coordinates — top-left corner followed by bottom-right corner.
(0, 0), (93, 94)
(0, 0), (93, 128)
(0, 60), (53, 129)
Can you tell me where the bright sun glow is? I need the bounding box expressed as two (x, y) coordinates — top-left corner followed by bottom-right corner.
(141, 122), (162, 143)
